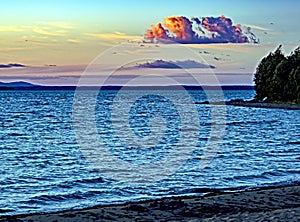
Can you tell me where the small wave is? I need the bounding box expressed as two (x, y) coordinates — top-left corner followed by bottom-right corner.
(185, 187), (226, 194)
(231, 171), (284, 181)
(186, 180), (300, 197)
(7, 133), (27, 137)
(286, 141), (300, 145)
(261, 171), (284, 177)
(0, 208), (15, 214)
(30, 191), (85, 203)
(31, 194), (68, 202)
(227, 119), (277, 126)
(57, 176), (104, 189)
(76, 177), (104, 184)
(250, 180), (300, 190)
(28, 187), (106, 204)
(184, 185), (252, 196)
(42, 115), (56, 118)
(7, 111), (36, 114)
(278, 169), (300, 174)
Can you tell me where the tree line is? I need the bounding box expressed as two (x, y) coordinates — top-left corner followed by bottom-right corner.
(254, 45), (300, 103)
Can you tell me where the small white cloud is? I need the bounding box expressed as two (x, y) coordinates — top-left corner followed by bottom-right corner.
(0, 26), (25, 32)
(86, 32), (141, 41)
(67, 39), (81, 44)
(36, 21), (75, 29)
(244, 24), (271, 31)
(32, 27), (66, 36)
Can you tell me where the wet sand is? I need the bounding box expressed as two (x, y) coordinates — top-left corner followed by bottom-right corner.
(1, 185), (299, 222)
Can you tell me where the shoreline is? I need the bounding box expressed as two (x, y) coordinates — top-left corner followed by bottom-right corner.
(197, 100), (300, 110)
(225, 100), (300, 110)
(1, 184), (299, 221)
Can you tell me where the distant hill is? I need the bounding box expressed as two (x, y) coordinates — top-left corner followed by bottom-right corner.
(0, 81), (254, 91)
(0, 81), (37, 88)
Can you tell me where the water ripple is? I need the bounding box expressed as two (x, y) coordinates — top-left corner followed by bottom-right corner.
(0, 89), (299, 216)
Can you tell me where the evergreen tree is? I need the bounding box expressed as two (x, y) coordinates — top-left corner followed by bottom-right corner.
(254, 45), (285, 100)
(272, 58), (290, 101)
(254, 45), (300, 103)
(290, 66), (300, 102)
(254, 56), (269, 100)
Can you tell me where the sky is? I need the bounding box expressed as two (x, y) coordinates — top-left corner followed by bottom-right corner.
(0, 0), (299, 85)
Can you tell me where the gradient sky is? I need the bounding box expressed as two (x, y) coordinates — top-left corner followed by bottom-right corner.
(0, 0), (299, 85)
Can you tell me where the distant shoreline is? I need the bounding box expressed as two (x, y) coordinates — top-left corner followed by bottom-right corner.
(1, 184), (299, 221)
(0, 84), (254, 91)
(225, 100), (300, 110)
(195, 100), (300, 110)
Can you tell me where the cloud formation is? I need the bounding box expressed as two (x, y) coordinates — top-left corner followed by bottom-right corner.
(131, 59), (215, 69)
(36, 21), (75, 29)
(243, 24), (270, 31)
(145, 15), (259, 44)
(0, 22), (74, 36)
(0, 26), (25, 32)
(0, 63), (27, 68)
(32, 27), (67, 36)
(86, 32), (141, 41)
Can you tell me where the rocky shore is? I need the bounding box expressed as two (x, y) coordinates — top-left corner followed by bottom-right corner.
(197, 99), (300, 110)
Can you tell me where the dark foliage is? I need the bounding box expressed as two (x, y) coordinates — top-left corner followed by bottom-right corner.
(254, 45), (300, 103)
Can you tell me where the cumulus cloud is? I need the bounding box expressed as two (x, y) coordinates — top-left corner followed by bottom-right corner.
(145, 15), (259, 44)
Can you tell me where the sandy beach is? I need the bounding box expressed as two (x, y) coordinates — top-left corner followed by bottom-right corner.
(1, 185), (299, 222)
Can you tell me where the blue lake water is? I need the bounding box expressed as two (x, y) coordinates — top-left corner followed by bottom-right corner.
(0, 89), (299, 215)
